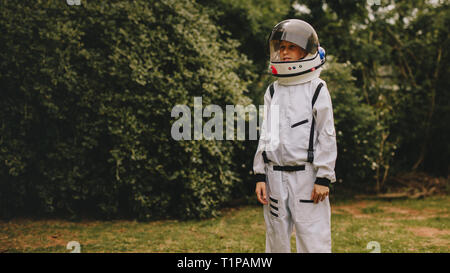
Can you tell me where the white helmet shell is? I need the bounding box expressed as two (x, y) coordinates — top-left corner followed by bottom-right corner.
(268, 19), (326, 81)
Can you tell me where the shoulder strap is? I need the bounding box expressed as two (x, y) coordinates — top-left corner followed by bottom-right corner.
(312, 83), (323, 107)
(307, 82), (324, 163)
(269, 83), (275, 98)
(262, 83), (275, 164)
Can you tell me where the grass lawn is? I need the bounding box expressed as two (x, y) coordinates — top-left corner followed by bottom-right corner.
(0, 195), (448, 253)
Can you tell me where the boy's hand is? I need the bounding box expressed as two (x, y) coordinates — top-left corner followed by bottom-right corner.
(311, 184), (329, 204)
(255, 182), (268, 205)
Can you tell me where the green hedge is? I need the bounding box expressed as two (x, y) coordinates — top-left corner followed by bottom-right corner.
(0, 0), (254, 220)
(320, 59), (380, 189)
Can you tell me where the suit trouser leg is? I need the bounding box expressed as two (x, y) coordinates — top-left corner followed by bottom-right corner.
(290, 163), (332, 253)
(264, 163), (331, 253)
(264, 166), (292, 253)
(294, 198), (332, 253)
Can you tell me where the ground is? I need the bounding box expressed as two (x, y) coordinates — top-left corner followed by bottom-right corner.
(0, 195), (448, 253)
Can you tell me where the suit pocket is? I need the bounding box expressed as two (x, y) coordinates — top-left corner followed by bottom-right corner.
(294, 195), (321, 223)
(291, 119), (308, 128)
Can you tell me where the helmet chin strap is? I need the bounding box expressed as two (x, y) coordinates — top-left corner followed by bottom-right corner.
(277, 68), (322, 85)
(273, 61), (325, 78)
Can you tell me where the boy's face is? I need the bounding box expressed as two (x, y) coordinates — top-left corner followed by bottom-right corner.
(279, 40), (307, 62)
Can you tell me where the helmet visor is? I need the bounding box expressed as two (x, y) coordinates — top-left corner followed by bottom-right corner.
(269, 20), (319, 62)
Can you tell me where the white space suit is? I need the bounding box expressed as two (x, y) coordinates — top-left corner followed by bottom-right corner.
(253, 19), (337, 253)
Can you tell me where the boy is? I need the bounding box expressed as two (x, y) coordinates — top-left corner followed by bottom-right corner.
(253, 19), (337, 253)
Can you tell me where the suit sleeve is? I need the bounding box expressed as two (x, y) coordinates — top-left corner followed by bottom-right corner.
(313, 81), (337, 186)
(252, 86), (272, 183)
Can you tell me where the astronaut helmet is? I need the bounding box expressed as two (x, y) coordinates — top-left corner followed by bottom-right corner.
(268, 19), (326, 78)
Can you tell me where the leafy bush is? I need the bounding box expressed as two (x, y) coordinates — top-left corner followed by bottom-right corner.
(0, 0), (253, 220)
(321, 58), (381, 190)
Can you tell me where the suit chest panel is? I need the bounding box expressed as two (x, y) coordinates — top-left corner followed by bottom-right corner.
(270, 85), (312, 128)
